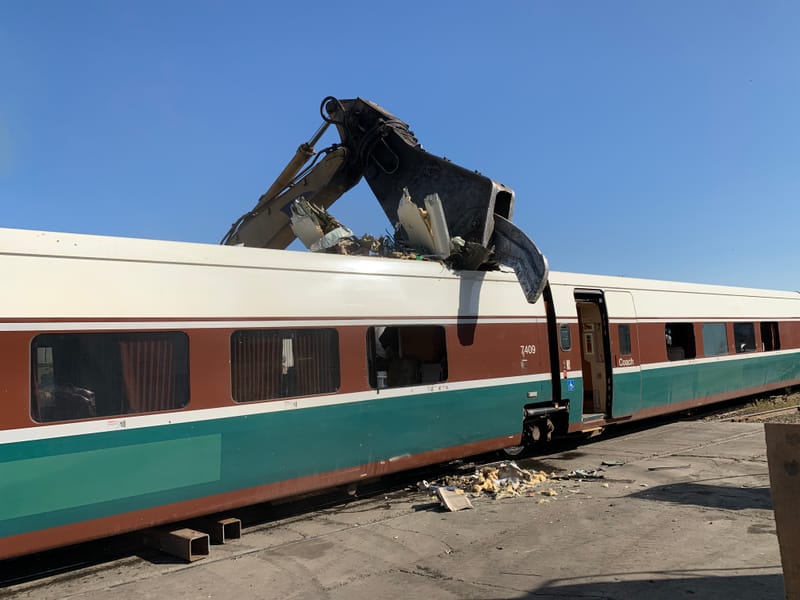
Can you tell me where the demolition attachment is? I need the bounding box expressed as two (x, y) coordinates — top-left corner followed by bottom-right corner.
(222, 96), (549, 303)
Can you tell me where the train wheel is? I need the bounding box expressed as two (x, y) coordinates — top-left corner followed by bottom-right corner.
(502, 444), (526, 457)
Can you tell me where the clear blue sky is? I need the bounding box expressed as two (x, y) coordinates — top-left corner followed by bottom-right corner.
(1, 2), (798, 290)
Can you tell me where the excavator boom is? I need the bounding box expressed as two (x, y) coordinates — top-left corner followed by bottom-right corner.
(222, 96), (549, 303)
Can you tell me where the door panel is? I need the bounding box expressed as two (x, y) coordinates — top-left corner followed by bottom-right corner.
(605, 290), (641, 417)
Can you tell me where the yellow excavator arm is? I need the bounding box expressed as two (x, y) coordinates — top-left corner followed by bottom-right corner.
(221, 96), (549, 303)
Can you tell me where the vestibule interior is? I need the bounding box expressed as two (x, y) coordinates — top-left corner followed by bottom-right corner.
(576, 299), (608, 417)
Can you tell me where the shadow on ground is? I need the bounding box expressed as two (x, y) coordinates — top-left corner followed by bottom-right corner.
(512, 572), (784, 599)
(630, 481), (772, 511)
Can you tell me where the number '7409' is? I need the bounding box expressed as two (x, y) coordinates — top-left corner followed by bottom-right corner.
(520, 344), (536, 356)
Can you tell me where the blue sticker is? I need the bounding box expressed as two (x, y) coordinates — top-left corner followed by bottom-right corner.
(567, 380), (575, 391)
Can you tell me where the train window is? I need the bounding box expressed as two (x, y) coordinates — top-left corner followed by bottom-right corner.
(31, 331), (189, 423)
(733, 323), (757, 353)
(665, 323), (696, 361)
(559, 324), (572, 352)
(231, 329), (339, 402)
(702, 323), (729, 357)
(618, 325), (631, 355)
(761, 322), (781, 351)
(367, 325), (447, 388)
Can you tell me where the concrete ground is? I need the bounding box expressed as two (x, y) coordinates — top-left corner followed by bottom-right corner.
(3, 421), (784, 600)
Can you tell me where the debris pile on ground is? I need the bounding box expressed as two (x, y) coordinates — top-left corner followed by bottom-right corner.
(417, 457), (633, 511)
(553, 468), (606, 481)
(417, 461), (554, 509)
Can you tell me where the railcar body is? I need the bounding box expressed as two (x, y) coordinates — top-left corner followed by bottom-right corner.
(1, 227), (798, 560)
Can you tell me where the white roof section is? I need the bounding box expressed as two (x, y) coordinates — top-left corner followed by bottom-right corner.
(548, 271), (800, 320)
(1, 227), (796, 322)
(549, 270), (798, 299)
(0, 227), (538, 321)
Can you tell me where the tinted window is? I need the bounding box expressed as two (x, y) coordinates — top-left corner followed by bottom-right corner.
(618, 325), (631, 356)
(734, 323), (756, 353)
(32, 331), (189, 423)
(231, 329), (340, 402)
(702, 323), (728, 357)
(367, 325), (447, 388)
(559, 324), (572, 352)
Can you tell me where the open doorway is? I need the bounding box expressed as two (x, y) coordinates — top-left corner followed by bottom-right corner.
(574, 290), (612, 421)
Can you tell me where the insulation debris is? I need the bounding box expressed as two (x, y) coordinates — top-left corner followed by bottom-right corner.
(290, 198), (354, 251)
(289, 195), (502, 268)
(421, 460), (618, 513)
(417, 461), (555, 506)
(290, 198), (427, 260)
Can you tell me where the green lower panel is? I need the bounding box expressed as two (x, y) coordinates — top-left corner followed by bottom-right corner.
(610, 352), (800, 415)
(2, 435), (221, 520)
(1, 379), (546, 538)
(574, 352), (798, 420)
(561, 378), (583, 424)
(5, 352), (795, 539)
(640, 353), (800, 410)
(611, 374), (641, 417)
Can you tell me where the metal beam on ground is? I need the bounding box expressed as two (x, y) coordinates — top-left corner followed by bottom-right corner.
(194, 517), (242, 544)
(142, 528), (210, 562)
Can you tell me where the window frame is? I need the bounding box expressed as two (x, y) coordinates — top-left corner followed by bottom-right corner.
(559, 324), (572, 352)
(31, 330), (190, 423)
(701, 323), (729, 357)
(733, 322), (757, 353)
(230, 328), (340, 403)
(665, 322), (697, 361)
(618, 324), (632, 356)
(366, 324), (448, 389)
(760, 321), (781, 352)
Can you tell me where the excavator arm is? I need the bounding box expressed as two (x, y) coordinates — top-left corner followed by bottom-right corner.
(220, 99), (363, 249)
(222, 96), (549, 303)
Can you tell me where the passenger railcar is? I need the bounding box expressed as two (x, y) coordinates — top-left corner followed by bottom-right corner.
(1, 227), (798, 560)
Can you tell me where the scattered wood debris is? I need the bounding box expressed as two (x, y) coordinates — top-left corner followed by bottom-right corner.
(418, 461), (554, 508)
(418, 459), (630, 511)
(436, 487), (474, 512)
(553, 469), (606, 481)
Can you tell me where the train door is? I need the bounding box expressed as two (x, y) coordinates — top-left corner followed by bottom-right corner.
(574, 290), (612, 421)
(605, 290), (642, 417)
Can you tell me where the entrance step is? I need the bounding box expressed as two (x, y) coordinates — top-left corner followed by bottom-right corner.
(582, 413), (605, 423)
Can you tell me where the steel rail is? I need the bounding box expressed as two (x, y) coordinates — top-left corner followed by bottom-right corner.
(727, 405), (800, 422)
